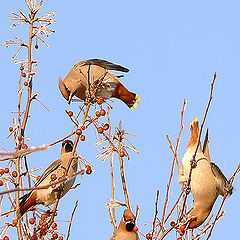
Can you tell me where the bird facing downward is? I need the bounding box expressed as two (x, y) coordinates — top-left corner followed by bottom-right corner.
(59, 59), (140, 109)
(110, 209), (140, 240)
(16, 140), (78, 219)
(178, 117), (232, 228)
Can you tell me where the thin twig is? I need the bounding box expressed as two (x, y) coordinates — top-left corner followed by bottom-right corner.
(66, 200), (78, 240)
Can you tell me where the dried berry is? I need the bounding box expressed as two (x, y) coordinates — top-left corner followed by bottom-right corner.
(81, 125), (86, 130)
(29, 218), (35, 225)
(12, 171), (18, 178)
(52, 222), (57, 229)
(76, 129), (82, 135)
(51, 174), (57, 181)
(52, 233), (58, 239)
(146, 233), (152, 239)
(3, 236), (9, 240)
(9, 127), (13, 132)
(22, 72), (26, 78)
(0, 180), (4, 186)
(12, 218), (18, 226)
(100, 109), (106, 116)
(80, 135), (86, 141)
(24, 81), (28, 86)
(22, 144), (28, 149)
(97, 127), (104, 134)
(18, 135), (23, 141)
(95, 111), (101, 117)
(96, 97), (103, 105)
(68, 111), (73, 117)
(120, 151), (125, 157)
(0, 169), (5, 175)
(103, 123), (109, 130)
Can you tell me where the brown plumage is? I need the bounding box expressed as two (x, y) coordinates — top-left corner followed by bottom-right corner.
(178, 117), (232, 228)
(17, 140), (78, 219)
(110, 209), (140, 240)
(59, 59), (140, 109)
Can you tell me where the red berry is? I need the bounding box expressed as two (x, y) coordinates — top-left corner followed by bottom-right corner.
(177, 238), (182, 240)
(4, 168), (9, 174)
(133, 226), (138, 232)
(52, 233), (58, 239)
(39, 219), (44, 226)
(29, 218), (35, 225)
(22, 72), (26, 78)
(86, 169), (92, 175)
(31, 235), (38, 240)
(18, 135), (23, 141)
(97, 127), (104, 134)
(0, 180), (3, 186)
(9, 127), (13, 132)
(85, 165), (91, 171)
(170, 221), (175, 227)
(103, 123), (109, 130)
(46, 210), (51, 217)
(80, 169), (85, 175)
(180, 224), (186, 233)
(22, 144), (28, 149)
(84, 100), (89, 105)
(52, 222), (57, 229)
(96, 97), (103, 105)
(3, 236), (9, 240)
(51, 174), (57, 181)
(20, 66), (24, 71)
(12, 218), (18, 226)
(68, 111), (73, 117)
(81, 125), (86, 130)
(100, 109), (106, 116)
(120, 151), (125, 157)
(24, 81), (28, 86)
(59, 237), (63, 240)
(95, 111), (100, 117)
(146, 233), (152, 239)
(0, 169), (5, 175)
(80, 135), (86, 141)
(35, 44), (39, 49)
(76, 129), (82, 135)
(12, 171), (18, 178)
(41, 213), (48, 220)
(37, 175), (41, 180)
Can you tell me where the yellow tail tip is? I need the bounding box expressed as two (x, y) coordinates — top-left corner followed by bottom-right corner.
(190, 116), (199, 127)
(130, 94), (140, 109)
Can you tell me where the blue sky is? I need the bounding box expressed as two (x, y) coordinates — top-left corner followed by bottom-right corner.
(1, 0), (240, 239)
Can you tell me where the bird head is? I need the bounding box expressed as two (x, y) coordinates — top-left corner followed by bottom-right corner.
(122, 209), (136, 231)
(62, 140), (74, 153)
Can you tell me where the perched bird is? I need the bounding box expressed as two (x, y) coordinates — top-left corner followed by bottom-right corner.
(59, 59), (140, 109)
(16, 140), (78, 219)
(110, 209), (140, 240)
(178, 117), (232, 228)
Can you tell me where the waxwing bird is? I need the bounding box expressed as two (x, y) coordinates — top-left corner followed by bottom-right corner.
(59, 58), (140, 109)
(178, 117), (232, 228)
(110, 209), (140, 240)
(16, 140), (78, 219)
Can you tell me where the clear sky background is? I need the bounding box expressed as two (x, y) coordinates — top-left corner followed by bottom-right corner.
(1, 0), (240, 239)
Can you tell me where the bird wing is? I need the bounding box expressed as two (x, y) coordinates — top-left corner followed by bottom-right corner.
(210, 162), (233, 196)
(76, 59), (130, 73)
(202, 129), (211, 162)
(33, 159), (61, 188)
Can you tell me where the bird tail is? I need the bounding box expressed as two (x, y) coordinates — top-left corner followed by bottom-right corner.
(188, 117), (199, 148)
(17, 191), (37, 219)
(112, 82), (140, 109)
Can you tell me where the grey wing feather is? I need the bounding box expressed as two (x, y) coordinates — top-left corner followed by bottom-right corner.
(210, 162), (233, 196)
(78, 59), (130, 73)
(33, 159), (61, 188)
